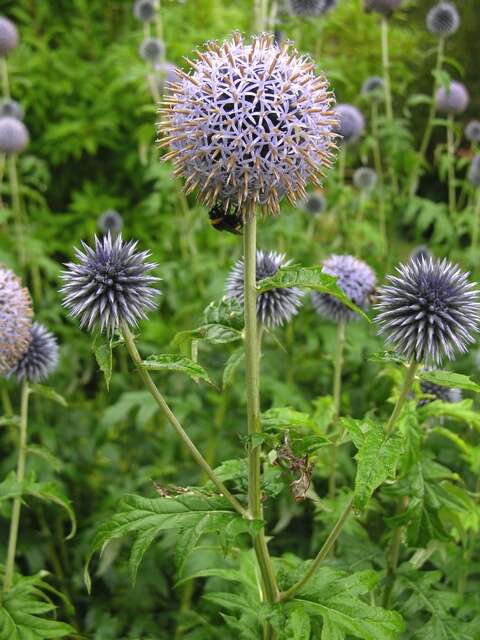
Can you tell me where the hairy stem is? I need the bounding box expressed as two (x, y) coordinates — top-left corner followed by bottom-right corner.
(3, 381), (30, 592)
(121, 324), (248, 518)
(281, 497), (354, 601)
(329, 320), (346, 498)
(385, 361), (418, 436)
(471, 190), (480, 252)
(447, 113), (456, 213)
(244, 217), (279, 606)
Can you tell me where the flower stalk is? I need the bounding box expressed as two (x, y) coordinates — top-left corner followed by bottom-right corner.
(446, 113), (456, 213)
(329, 319), (346, 498)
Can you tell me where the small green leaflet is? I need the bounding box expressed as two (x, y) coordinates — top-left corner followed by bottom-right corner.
(418, 398), (480, 431)
(288, 567), (404, 640)
(418, 370), (480, 393)
(0, 572), (74, 639)
(256, 265), (370, 321)
(342, 418), (404, 511)
(30, 384), (67, 407)
(142, 354), (215, 387)
(84, 492), (253, 592)
(92, 333), (113, 389)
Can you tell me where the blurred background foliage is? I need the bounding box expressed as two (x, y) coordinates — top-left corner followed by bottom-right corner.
(1, 0), (480, 638)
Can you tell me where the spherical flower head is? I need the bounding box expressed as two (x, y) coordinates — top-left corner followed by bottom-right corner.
(0, 116), (29, 154)
(303, 191), (326, 215)
(435, 80), (469, 115)
(312, 254), (376, 323)
(0, 16), (18, 57)
(353, 167), (377, 191)
(0, 267), (33, 376)
(426, 2), (460, 37)
(364, 0), (403, 16)
(0, 99), (24, 121)
(361, 76), (384, 101)
(289, 0), (324, 16)
(333, 104), (365, 145)
(226, 250), (303, 327)
(155, 61), (178, 95)
(139, 37), (164, 63)
(375, 256), (480, 365)
(133, 0), (156, 22)
(10, 323), (59, 383)
(418, 377), (461, 406)
(159, 33), (337, 218)
(410, 245), (432, 262)
(60, 234), (160, 335)
(98, 209), (123, 235)
(468, 155), (480, 188)
(465, 120), (480, 144)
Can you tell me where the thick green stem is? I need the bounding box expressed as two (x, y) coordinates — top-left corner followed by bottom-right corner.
(0, 57), (10, 98)
(471, 190), (480, 252)
(243, 218), (279, 605)
(121, 325), (248, 518)
(447, 113), (456, 213)
(385, 361), (418, 436)
(329, 320), (346, 498)
(281, 497), (354, 602)
(409, 38), (445, 197)
(3, 382), (30, 592)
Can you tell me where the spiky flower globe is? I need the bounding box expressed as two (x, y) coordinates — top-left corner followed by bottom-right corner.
(0, 267), (33, 376)
(435, 80), (469, 115)
(375, 256), (480, 365)
(0, 116), (29, 154)
(0, 99), (23, 120)
(133, 0), (156, 22)
(465, 120), (480, 144)
(418, 377), (461, 406)
(364, 0), (403, 16)
(468, 155), (480, 188)
(10, 323), (59, 383)
(426, 2), (460, 37)
(159, 33), (337, 218)
(410, 245), (432, 262)
(333, 104), (365, 145)
(312, 255), (376, 323)
(226, 250), (303, 327)
(302, 191), (326, 215)
(98, 209), (123, 236)
(139, 37), (164, 63)
(60, 234), (160, 335)
(289, 0), (324, 16)
(0, 16), (18, 57)
(353, 167), (377, 191)
(361, 76), (384, 100)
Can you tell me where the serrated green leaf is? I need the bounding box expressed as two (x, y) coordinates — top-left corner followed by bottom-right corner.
(256, 265), (369, 321)
(262, 407), (316, 430)
(30, 384), (67, 407)
(368, 351), (408, 365)
(343, 418), (404, 511)
(287, 604), (311, 640)
(142, 354), (215, 386)
(27, 445), (63, 472)
(418, 399), (480, 430)
(92, 333), (113, 390)
(419, 370), (480, 393)
(0, 472), (23, 502)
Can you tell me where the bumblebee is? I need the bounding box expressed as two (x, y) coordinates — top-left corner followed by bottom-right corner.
(208, 203), (244, 235)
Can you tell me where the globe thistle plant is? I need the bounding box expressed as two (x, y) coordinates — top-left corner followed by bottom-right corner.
(468, 155), (480, 188)
(10, 323), (59, 383)
(465, 120), (480, 144)
(333, 104), (365, 145)
(375, 256), (480, 365)
(159, 33), (337, 218)
(361, 76), (384, 101)
(410, 245), (432, 262)
(226, 250), (303, 327)
(0, 116), (29, 154)
(426, 2), (460, 37)
(353, 167), (377, 191)
(0, 16), (18, 57)
(60, 234), (160, 335)
(435, 81), (469, 115)
(288, 0), (324, 16)
(302, 191), (326, 215)
(133, 0), (156, 22)
(0, 267), (33, 376)
(139, 37), (164, 63)
(97, 209), (123, 236)
(364, 0), (403, 16)
(312, 255), (376, 323)
(418, 377), (461, 406)
(0, 99), (24, 120)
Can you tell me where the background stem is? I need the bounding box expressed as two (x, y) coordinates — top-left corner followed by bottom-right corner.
(381, 18), (393, 122)
(3, 381), (30, 592)
(385, 361), (417, 436)
(447, 113), (456, 213)
(471, 190), (480, 251)
(329, 320), (346, 498)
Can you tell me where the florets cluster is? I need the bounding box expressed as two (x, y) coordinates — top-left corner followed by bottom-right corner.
(333, 104), (364, 145)
(375, 257), (480, 365)
(468, 155), (480, 187)
(0, 16), (18, 56)
(98, 209), (123, 236)
(303, 191), (326, 215)
(159, 33), (337, 218)
(10, 323), (59, 383)
(418, 378), (461, 406)
(0, 99), (23, 120)
(465, 120), (480, 144)
(426, 2), (460, 37)
(353, 167), (377, 191)
(0, 267), (33, 375)
(0, 116), (29, 154)
(139, 37), (164, 63)
(133, 0), (156, 22)
(361, 76), (384, 100)
(435, 80), (469, 115)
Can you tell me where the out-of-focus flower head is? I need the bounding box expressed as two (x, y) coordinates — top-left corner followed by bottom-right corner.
(0, 116), (29, 154)
(0, 267), (33, 376)
(465, 120), (480, 144)
(353, 167), (377, 191)
(426, 2), (460, 37)
(0, 99), (24, 121)
(10, 323), (59, 383)
(333, 104), (365, 145)
(435, 80), (469, 115)
(0, 16), (18, 57)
